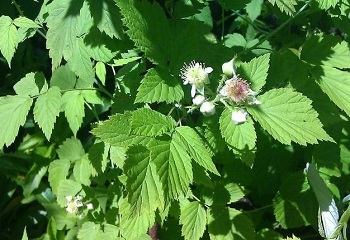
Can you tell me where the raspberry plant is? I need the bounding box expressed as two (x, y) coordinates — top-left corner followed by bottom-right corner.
(1, 0), (350, 239)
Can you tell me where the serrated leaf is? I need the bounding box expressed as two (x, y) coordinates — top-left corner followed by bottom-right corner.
(92, 112), (152, 148)
(0, 16), (18, 67)
(238, 53), (270, 92)
(13, 16), (39, 28)
(48, 159), (70, 195)
(135, 68), (184, 104)
(130, 108), (176, 137)
(149, 137), (193, 201)
(112, 56), (141, 66)
(46, 0), (93, 69)
(50, 65), (77, 90)
(124, 145), (164, 214)
(77, 222), (100, 240)
(220, 108), (257, 150)
(62, 91), (85, 136)
(73, 154), (93, 186)
(180, 201), (206, 240)
(34, 86), (61, 140)
(248, 88), (333, 145)
(208, 207), (255, 240)
(21, 227), (28, 240)
(14, 72), (40, 96)
(245, 0), (263, 22)
(267, 0), (297, 15)
(316, 0), (339, 9)
(116, 0), (172, 65)
(301, 35), (350, 69)
(120, 198), (155, 240)
(312, 66), (350, 117)
(56, 179), (82, 207)
(0, 95), (33, 148)
(95, 61), (106, 85)
(56, 137), (85, 162)
(175, 126), (219, 175)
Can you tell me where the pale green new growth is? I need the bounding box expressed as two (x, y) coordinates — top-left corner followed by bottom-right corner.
(13, 16), (39, 28)
(248, 88), (334, 145)
(180, 201), (207, 240)
(14, 72), (40, 96)
(316, 0), (339, 9)
(0, 16), (18, 67)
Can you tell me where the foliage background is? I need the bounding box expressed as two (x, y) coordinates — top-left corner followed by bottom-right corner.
(0, 0), (350, 239)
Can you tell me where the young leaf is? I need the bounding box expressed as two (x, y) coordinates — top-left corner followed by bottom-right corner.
(267, 0), (297, 16)
(13, 16), (39, 28)
(207, 207), (255, 240)
(48, 159), (71, 195)
(237, 53), (270, 92)
(135, 68), (184, 104)
(0, 16), (18, 67)
(220, 108), (257, 151)
(312, 66), (350, 117)
(175, 126), (219, 175)
(179, 201), (206, 240)
(56, 137), (85, 162)
(34, 86), (62, 140)
(116, 0), (172, 65)
(149, 136), (193, 201)
(247, 88), (333, 145)
(130, 108), (176, 137)
(62, 91), (85, 136)
(14, 72), (40, 96)
(0, 95), (33, 148)
(124, 145), (164, 214)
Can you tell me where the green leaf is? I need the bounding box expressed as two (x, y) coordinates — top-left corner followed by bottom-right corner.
(247, 88), (333, 145)
(135, 68), (184, 104)
(112, 56), (141, 66)
(92, 112), (152, 148)
(95, 61), (106, 85)
(273, 171), (318, 228)
(73, 154), (93, 186)
(245, 0), (263, 22)
(21, 227), (29, 240)
(301, 35), (350, 69)
(56, 179), (82, 207)
(315, 0), (339, 9)
(66, 38), (94, 83)
(48, 159), (71, 195)
(208, 207), (255, 240)
(50, 65), (77, 90)
(220, 108), (256, 150)
(267, 0), (297, 15)
(175, 126), (219, 175)
(56, 137), (85, 162)
(212, 183), (246, 206)
(0, 95), (33, 148)
(238, 53), (270, 92)
(0, 16), (18, 67)
(14, 72), (40, 96)
(124, 145), (164, 214)
(130, 108), (176, 137)
(62, 91), (85, 136)
(77, 222), (101, 240)
(34, 86), (62, 140)
(180, 201), (206, 240)
(149, 136), (193, 201)
(116, 0), (172, 65)
(46, 0), (93, 68)
(13, 16), (39, 28)
(312, 66), (350, 117)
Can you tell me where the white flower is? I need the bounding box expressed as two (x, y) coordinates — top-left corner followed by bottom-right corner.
(74, 195), (83, 208)
(222, 59), (236, 77)
(180, 61), (213, 97)
(86, 203), (93, 210)
(231, 109), (248, 125)
(220, 77), (257, 104)
(200, 101), (216, 116)
(192, 95), (206, 105)
(65, 195), (84, 214)
(66, 195), (73, 202)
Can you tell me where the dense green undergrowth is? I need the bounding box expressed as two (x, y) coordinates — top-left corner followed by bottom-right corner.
(1, 0), (350, 239)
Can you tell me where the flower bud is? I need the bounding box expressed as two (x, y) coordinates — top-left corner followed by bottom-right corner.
(222, 59), (235, 77)
(192, 95), (206, 105)
(200, 101), (216, 116)
(231, 109), (248, 125)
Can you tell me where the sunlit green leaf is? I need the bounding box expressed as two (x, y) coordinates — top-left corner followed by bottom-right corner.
(0, 16), (18, 67)
(14, 72), (40, 96)
(180, 201), (206, 240)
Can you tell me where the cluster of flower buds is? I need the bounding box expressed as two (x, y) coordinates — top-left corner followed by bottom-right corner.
(65, 195), (93, 216)
(180, 58), (261, 124)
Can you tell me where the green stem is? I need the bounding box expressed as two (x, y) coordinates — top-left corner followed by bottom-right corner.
(238, 0), (311, 56)
(94, 79), (114, 99)
(230, 10), (269, 35)
(12, 0), (24, 16)
(243, 204), (273, 213)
